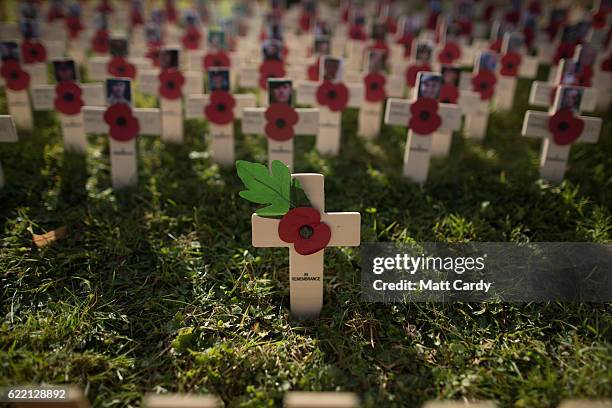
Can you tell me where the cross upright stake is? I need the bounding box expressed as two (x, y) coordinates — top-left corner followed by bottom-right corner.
(251, 173), (360, 318)
(0, 115), (18, 190)
(521, 85), (602, 183)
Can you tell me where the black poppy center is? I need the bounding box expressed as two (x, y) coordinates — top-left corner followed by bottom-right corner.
(275, 118), (286, 129)
(370, 82), (379, 91)
(442, 98), (450, 103)
(506, 63), (514, 69)
(327, 90), (337, 99)
(445, 52), (452, 59)
(30, 49), (38, 57)
(558, 121), (569, 131)
(217, 103), (226, 112)
(116, 117), (127, 126)
(117, 66), (125, 74)
(9, 71), (18, 80)
(167, 80), (175, 89)
(63, 92), (74, 102)
(480, 82), (489, 90)
(419, 111), (430, 121)
(214, 59), (221, 66)
(299, 225), (314, 239)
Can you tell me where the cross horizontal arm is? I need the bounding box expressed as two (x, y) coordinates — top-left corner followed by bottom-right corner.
(31, 84), (105, 111)
(83, 107), (161, 135)
(0, 115), (18, 142)
(522, 110), (602, 143)
(242, 108), (319, 135)
(186, 94), (256, 119)
(385, 99), (461, 131)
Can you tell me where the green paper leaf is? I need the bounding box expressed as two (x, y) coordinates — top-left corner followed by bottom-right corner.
(290, 178), (311, 208)
(236, 160), (292, 217)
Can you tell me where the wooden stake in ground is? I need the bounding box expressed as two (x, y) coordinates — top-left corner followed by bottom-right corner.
(384, 72), (461, 184)
(238, 160), (360, 318)
(1, 48), (33, 130)
(83, 78), (161, 190)
(521, 85), (602, 183)
(0, 115), (18, 189)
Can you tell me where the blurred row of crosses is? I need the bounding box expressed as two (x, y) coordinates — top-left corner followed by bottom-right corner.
(6, 386), (612, 408)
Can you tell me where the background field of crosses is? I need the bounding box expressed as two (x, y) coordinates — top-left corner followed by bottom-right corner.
(0, 61), (611, 406)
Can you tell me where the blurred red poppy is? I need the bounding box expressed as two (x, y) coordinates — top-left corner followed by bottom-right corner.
(500, 52), (522, 77)
(264, 103), (299, 141)
(104, 103), (140, 142)
(409, 97), (442, 135)
(203, 51), (230, 70)
(471, 70), (497, 100)
(548, 108), (584, 145)
(182, 26), (202, 50)
(21, 40), (47, 64)
(0, 60), (30, 91)
(439, 84), (459, 104)
(65, 16), (83, 39)
(158, 69), (185, 100)
(405, 63), (431, 87)
(107, 57), (136, 79)
(438, 42), (461, 64)
(364, 72), (386, 102)
(553, 42), (576, 65)
(91, 30), (110, 54)
(54, 81), (84, 115)
(204, 91), (236, 125)
(316, 80), (349, 111)
(259, 60), (285, 90)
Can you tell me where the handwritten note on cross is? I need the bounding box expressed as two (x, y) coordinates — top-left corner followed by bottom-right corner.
(251, 173), (360, 318)
(241, 107), (319, 171)
(185, 92), (256, 166)
(384, 97), (462, 184)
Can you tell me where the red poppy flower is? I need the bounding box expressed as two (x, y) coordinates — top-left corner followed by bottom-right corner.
(523, 26), (535, 49)
(553, 42), (576, 65)
(500, 52), (522, 77)
(166, 2), (178, 23)
(439, 83), (459, 104)
(457, 20), (473, 37)
(396, 32), (413, 51)
(426, 11), (440, 30)
(299, 12), (313, 32)
(278, 207), (331, 256)
(504, 9), (520, 25)
(528, 0), (542, 15)
(364, 72), (386, 102)
(307, 58), (319, 81)
(264, 103), (299, 141)
(54, 81), (84, 115)
(91, 30), (110, 54)
(21, 40), (47, 64)
(548, 108), (584, 145)
(65, 16), (83, 39)
(577, 65), (593, 87)
(471, 70), (497, 100)
(405, 63), (431, 87)
(349, 25), (367, 41)
(182, 26), (202, 50)
(259, 60), (286, 90)
(408, 97), (442, 135)
(158, 69), (185, 100)
(385, 16), (398, 34)
(96, 0), (113, 13)
(107, 56), (136, 79)
(205, 90), (236, 125)
(438, 42), (461, 64)
(370, 40), (390, 55)
(131, 8), (144, 26)
(203, 51), (230, 70)
(602, 53), (612, 72)
(592, 10), (607, 29)
(146, 47), (161, 67)
(489, 39), (502, 53)
(47, 6), (64, 22)
(103, 103), (140, 142)
(0, 60), (30, 91)
(316, 80), (349, 112)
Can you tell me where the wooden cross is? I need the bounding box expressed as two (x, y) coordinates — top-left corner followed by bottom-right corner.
(142, 394), (221, 408)
(82, 106), (161, 190)
(137, 68), (203, 144)
(31, 83), (105, 153)
(384, 97), (462, 184)
(296, 80), (363, 155)
(284, 392), (360, 408)
(185, 92), (256, 166)
(241, 106), (319, 171)
(458, 71), (494, 142)
(251, 173), (360, 318)
(87, 56), (152, 82)
(0, 115), (17, 190)
(521, 86), (602, 183)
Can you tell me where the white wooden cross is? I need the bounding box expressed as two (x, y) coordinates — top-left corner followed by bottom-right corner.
(521, 112), (602, 183)
(0, 115), (18, 190)
(458, 70), (495, 141)
(142, 394), (221, 408)
(87, 55), (152, 82)
(82, 105), (161, 190)
(384, 96), (462, 184)
(137, 68), (203, 143)
(252, 173), (360, 318)
(30, 82), (105, 153)
(494, 34), (539, 110)
(296, 80), (363, 155)
(185, 91), (256, 166)
(284, 392), (360, 408)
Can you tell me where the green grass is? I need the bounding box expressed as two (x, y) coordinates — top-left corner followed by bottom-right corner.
(0, 68), (611, 407)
